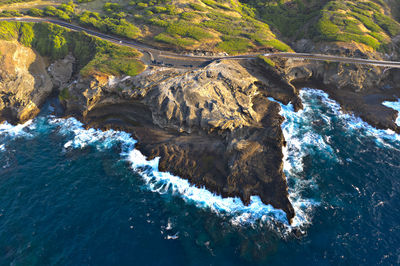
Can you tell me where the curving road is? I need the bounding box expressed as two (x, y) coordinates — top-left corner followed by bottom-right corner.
(2, 17), (400, 69)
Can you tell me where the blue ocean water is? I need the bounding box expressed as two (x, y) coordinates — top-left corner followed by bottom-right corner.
(0, 88), (399, 265)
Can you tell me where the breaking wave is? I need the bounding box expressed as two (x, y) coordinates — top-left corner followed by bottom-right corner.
(48, 117), (295, 229)
(269, 88), (400, 230)
(1, 88), (398, 235)
(0, 120), (34, 139)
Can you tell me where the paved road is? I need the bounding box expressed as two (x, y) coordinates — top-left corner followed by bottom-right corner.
(3, 17), (400, 69)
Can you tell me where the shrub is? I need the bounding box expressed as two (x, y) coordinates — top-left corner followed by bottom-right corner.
(374, 13), (400, 36)
(103, 2), (122, 14)
(27, 8), (44, 17)
(258, 55), (275, 67)
(136, 2), (148, 9)
(264, 39), (292, 52)
(0, 10), (22, 17)
(0, 21), (19, 40)
(217, 37), (253, 54)
(19, 23), (34, 47)
(154, 32), (196, 47)
(189, 3), (206, 11)
(166, 21), (213, 41)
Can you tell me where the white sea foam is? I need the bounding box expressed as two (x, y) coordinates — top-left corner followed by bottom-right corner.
(2, 87), (398, 235)
(302, 89), (400, 146)
(126, 148), (290, 226)
(50, 117), (298, 229)
(270, 88), (400, 230)
(0, 120), (34, 138)
(0, 144), (5, 152)
(268, 94), (329, 229)
(50, 117), (136, 152)
(382, 99), (400, 126)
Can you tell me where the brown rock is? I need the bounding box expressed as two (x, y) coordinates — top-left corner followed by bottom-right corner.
(0, 40), (53, 124)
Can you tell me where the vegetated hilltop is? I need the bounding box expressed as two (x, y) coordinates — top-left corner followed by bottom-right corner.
(0, 0), (293, 54)
(242, 0), (400, 55)
(2, 0), (400, 55)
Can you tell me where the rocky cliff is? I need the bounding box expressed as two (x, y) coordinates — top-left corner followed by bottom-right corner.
(0, 40), (52, 123)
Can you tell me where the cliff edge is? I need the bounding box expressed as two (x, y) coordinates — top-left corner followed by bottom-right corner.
(0, 40), (52, 123)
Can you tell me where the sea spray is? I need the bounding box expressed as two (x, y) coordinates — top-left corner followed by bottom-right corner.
(2, 88), (397, 234)
(0, 120), (34, 138)
(270, 88), (400, 229)
(49, 117), (295, 228)
(303, 89), (400, 148)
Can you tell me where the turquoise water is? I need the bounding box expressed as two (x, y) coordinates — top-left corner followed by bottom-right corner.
(0, 89), (399, 265)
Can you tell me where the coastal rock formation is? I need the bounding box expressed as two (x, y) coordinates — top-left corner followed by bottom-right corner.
(263, 43), (400, 133)
(1, 37), (400, 224)
(61, 61), (296, 222)
(0, 40), (53, 123)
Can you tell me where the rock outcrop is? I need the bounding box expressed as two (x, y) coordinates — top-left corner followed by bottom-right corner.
(0, 40), (53, 123)
(48, 54), (75, 89)
(261, 42), (400, 133)
(61, 61), (296, 222)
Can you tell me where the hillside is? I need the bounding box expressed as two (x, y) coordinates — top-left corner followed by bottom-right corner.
(0, 0), (400, 55)
(243, 0), (400, 53)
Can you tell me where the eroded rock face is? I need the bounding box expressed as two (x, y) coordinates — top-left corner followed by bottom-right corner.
(0, 40), (53, 123)
(274, 50), (400, 133)
(61, 61), (296, 222)
(48, 54), (75, 89)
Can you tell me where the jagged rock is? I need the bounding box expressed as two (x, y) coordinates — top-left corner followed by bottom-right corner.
(0, 40), (52, 123)
(48, 54), (75, 89)
(61, 61), (296, 222)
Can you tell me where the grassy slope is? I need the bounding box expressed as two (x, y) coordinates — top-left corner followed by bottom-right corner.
(1, 0), (400, 53)
(1, 0), (293, 54)
(128, 0), (291, 53)
(0, 20), (145, 77)
(244, 0), (400, 52)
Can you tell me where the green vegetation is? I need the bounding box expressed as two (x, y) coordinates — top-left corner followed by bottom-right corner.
(0, 21), (144, 77)
(3, 0), (293, 54)
(243, 0), (325, 39)
(217, 37), (253, 54)
(127, 0), (292, 53)
(244, 0), (400, 51)
(0, 0), (32, 7)
(316, 0), (400, 50)
(58, 87), (70, 101)
(0, 9), (22, 17)
(4, 0), (400, 53)
(258, 55), (275, 67)
(80, 40), (145, 77)
(26, 1), (141, 39)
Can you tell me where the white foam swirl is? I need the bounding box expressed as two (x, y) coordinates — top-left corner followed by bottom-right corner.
(0, 120), (34, 138)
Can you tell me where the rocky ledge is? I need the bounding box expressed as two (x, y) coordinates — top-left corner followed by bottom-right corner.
(1, 39), (400, 224)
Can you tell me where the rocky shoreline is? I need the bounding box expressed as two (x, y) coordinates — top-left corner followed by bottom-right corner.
(1, 39), (400, 223)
